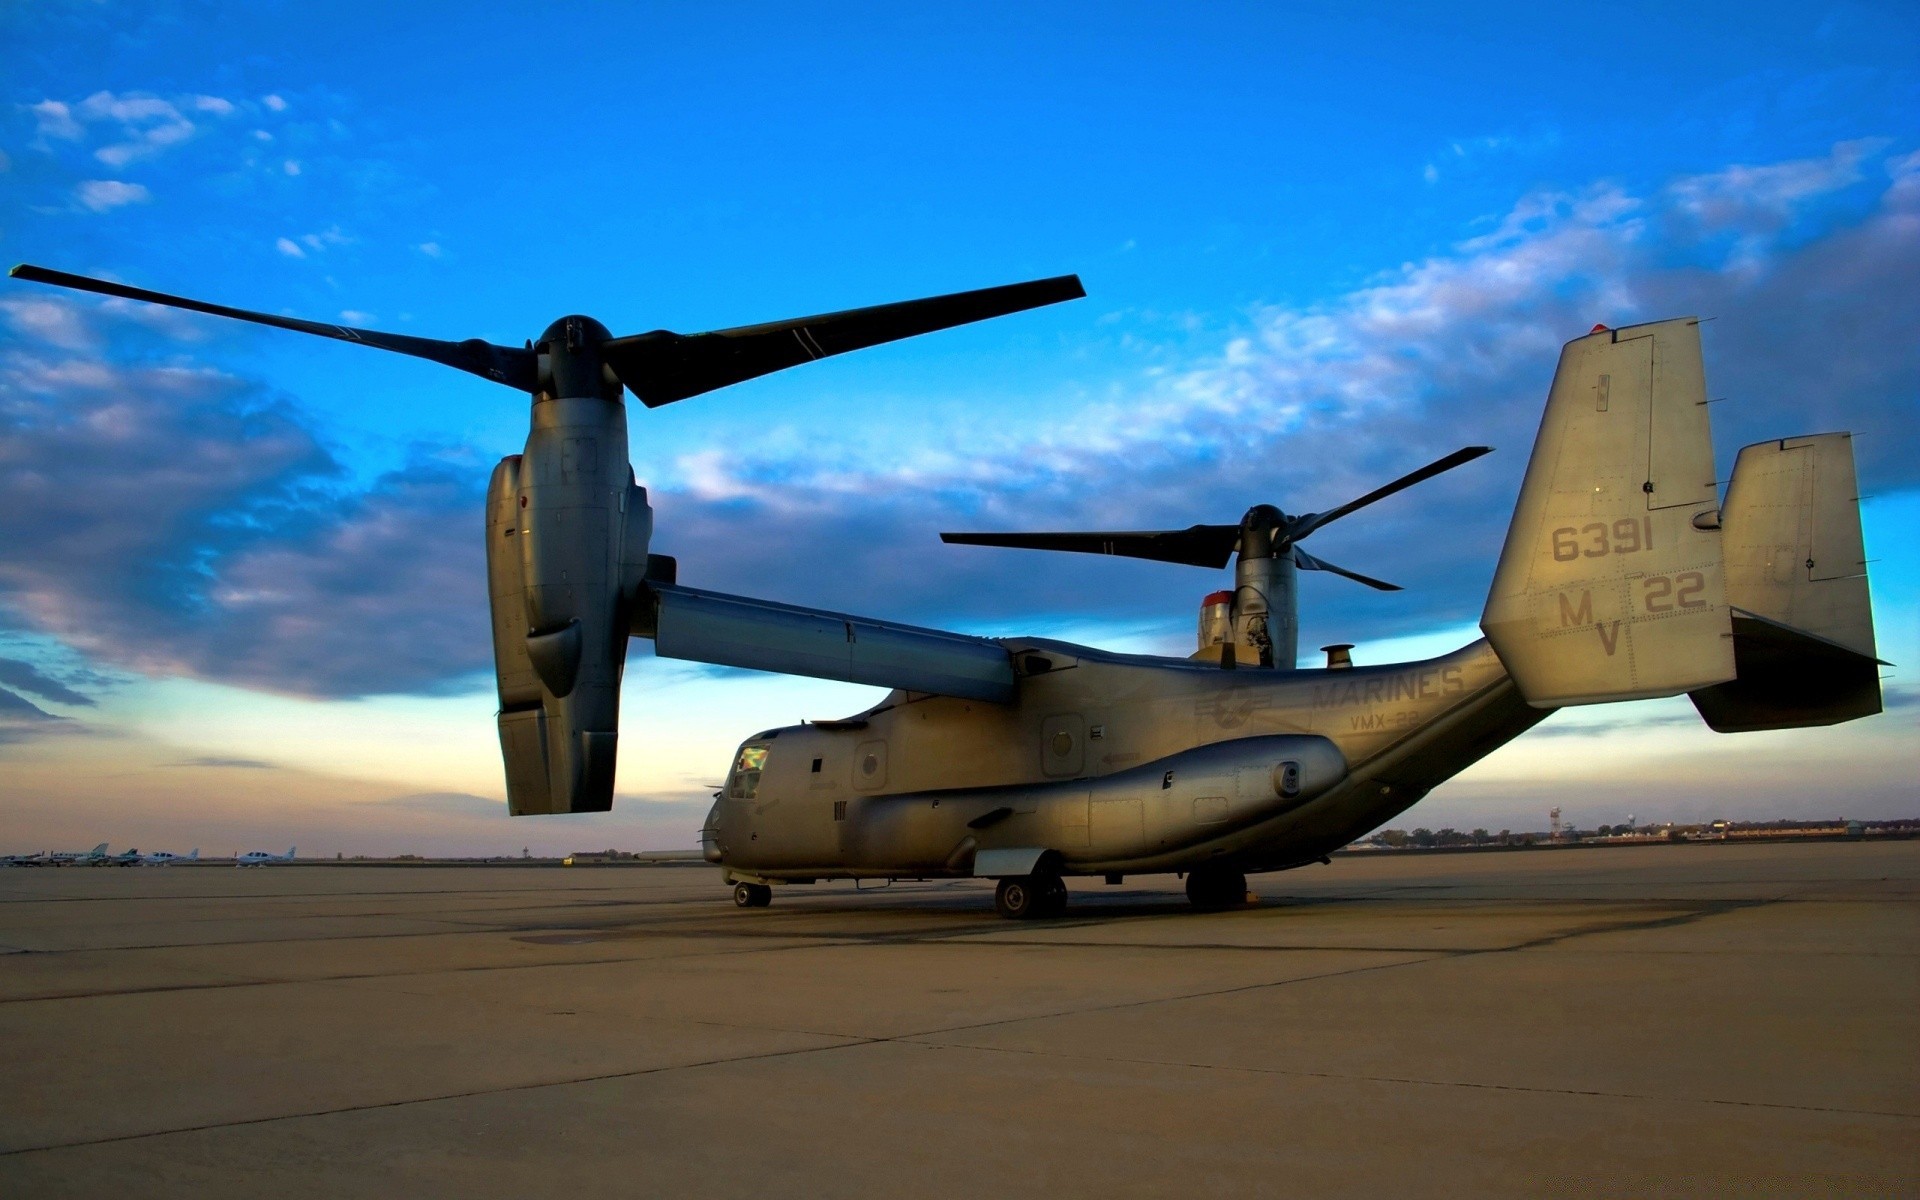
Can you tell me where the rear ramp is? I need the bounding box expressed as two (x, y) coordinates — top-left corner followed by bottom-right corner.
(1482, 318), (1735, 707)
(1690, 433), (1882, 731)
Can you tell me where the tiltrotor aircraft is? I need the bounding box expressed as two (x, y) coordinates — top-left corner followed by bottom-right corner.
(11, 265), (1883, 918)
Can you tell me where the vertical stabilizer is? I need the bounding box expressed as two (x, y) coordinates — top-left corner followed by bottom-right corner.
(1716, 433), (1874, 654)
(1482, 319), (1734, 706)
(1689, 433), (1881, 731)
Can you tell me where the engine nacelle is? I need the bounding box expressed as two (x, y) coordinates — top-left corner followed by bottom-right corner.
(486, 381), (649, 814)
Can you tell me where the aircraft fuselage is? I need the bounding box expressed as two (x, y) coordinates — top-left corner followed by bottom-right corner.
(705, 637), (1548, 883)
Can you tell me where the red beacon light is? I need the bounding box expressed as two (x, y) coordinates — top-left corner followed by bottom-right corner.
(1590, 323), (1611, 334)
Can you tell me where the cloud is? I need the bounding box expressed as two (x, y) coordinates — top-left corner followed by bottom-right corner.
(74, 90), (221, 167)
(0, 686), (55, 720)
(381, 791), (506, 815)
(0, 142), (1910, 705)
(279, 227), (352, 258)
(0, 316), (490, 699)
(0, 684), (72, 745)
(74, 179), (150, 212)
(0, 297), (99, 350)
(28, 100), (84, 142)
(172, 756), (273, 768)
(0, 658), (96, 707)
(647, 140), (1920, 644)
(15, 90), (279, 206)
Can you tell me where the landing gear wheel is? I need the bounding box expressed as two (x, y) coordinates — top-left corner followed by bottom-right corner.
(1186, 868), (1248, 910)
(996, 873), (1066, 919)
(994, 876), (1039, 919)
(1038, 875), (1069, 917)
(733, 882), (772, 909)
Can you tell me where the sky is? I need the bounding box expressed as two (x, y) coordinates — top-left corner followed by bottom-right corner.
(1, 0), (1915, 856)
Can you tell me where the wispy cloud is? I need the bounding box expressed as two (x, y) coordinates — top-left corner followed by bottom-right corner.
(0, 658), (96, 707)
(15, 89), (300, 209)
(0, 685), (75, 745)
(649, 143), (1915, 625)
(172, 755), (273, 768)
(277, 227), (353, 259)
(74, 179), (150, 212)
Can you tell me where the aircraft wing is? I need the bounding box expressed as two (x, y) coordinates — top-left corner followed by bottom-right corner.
(638, 584), (1016, 704)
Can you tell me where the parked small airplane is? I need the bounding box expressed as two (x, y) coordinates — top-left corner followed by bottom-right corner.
(140, 849), (199, 866)
(49, 843), (109, 866)
(0, 852), (46, 867)
(234, 847), (295, 867)
(103, 848), (143, 867)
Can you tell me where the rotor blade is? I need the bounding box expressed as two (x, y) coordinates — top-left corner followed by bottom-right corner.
(8, 264), (537, 391)
(941, 525), (1240, 569)
(1288, 446), (1493, 540)
(604, 274), (1085, 408)
(1292, 548), (1402, 591)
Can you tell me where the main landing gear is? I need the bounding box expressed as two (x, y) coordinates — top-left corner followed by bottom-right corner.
(994, 872), (1068, 919)
(733, 881), (772, 908)
(1185, 866), (1249, 910)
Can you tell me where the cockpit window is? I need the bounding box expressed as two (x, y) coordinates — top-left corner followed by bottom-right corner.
(729, 745), (769, 800)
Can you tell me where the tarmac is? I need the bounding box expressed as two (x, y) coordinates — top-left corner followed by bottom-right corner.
(1, 841), (1914, 1198)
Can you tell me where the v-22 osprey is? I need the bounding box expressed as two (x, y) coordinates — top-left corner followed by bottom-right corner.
(8, 265), (1881, 917)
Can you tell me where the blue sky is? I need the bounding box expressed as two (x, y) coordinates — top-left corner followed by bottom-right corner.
(1, 0), (1915, 854)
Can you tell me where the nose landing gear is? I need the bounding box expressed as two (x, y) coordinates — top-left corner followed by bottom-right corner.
(733, 881), (772, 908)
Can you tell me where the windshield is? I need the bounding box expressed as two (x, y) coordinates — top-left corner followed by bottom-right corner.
(728, 744), (769, 800)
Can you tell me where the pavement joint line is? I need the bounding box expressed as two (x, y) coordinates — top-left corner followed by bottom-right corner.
(0, 884), (701, 906)
(0, 897), (1782, 1005)
(0, 952), (1446, 1157)
(909, 1039), (1920, 1122)
(0, 856), (1908, 1161)
(0, 1035), (881, 1158)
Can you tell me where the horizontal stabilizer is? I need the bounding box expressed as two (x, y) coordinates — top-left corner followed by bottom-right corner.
(645, 585), (1016, 703)
(1690, 609), (1884, 732)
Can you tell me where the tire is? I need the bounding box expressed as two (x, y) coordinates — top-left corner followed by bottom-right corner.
(733, 882), (772, 908)
(1186, 868), (1248, 910)
(1039, 875), (1069, 917)
(994, 876), (1039, 919)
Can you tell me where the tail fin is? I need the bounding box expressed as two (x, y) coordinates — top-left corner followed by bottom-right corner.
(188, 849), (199, 860)
(1689, 433), (1882, 731)
(1482, 319), (1734, 706)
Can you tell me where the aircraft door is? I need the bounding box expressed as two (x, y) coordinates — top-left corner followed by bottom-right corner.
(1040, 714), (1085, 778)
